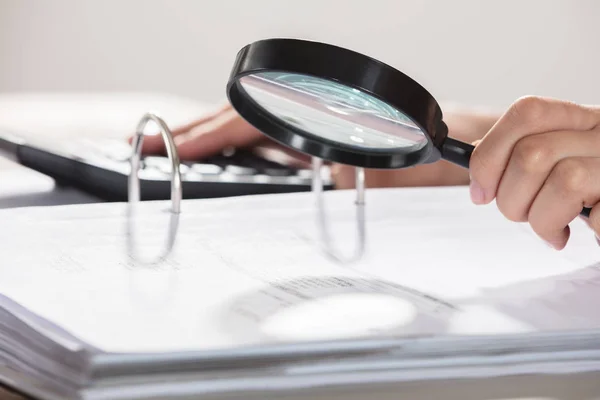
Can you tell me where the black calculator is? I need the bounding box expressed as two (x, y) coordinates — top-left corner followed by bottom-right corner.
(0, 130), (333, 202)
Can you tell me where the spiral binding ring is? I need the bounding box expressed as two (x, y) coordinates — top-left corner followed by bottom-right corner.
(129, 112), (182, 213)
(312, 157), (366, 263)
(126, 113), (182, 266)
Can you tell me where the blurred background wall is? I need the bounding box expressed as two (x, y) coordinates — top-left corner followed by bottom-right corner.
(0, 0), (598, 110)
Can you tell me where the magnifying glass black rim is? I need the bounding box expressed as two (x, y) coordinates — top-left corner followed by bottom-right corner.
(226, 38), (449, 169)
(225, 38), (593, 219)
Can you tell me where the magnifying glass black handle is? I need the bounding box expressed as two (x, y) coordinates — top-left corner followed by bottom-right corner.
(441, 137), (473, 170)
(442, 137), (592, 218)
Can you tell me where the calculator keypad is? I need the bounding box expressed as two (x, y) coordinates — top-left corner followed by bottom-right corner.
(80, 138), (329, 186)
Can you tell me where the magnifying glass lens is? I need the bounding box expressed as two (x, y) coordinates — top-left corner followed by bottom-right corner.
(239, 72), (427, 151)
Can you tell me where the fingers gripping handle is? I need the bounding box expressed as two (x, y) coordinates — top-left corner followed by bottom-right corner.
(441, 137), (591, 218)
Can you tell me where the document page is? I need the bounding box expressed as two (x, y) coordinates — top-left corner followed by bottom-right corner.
(0, 186), (598, 354)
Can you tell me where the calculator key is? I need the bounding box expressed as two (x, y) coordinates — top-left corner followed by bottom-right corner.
(263, 167), (293, 176)
(165, 163), (189, 174)
(137, 167), (170, 180)
(296, 169), (314, 179)
(143, 157), (172, 168)
(191, 164), (222, 175)
(225, 165), (257, 175)
(144, 157), (189, 174)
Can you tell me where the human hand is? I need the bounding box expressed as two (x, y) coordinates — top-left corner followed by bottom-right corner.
(331, 105), (500, 189)
(132, 101), (500, 187)
(132, 102), (264, 159)
(131, 102), (311, 168)
(469, 96), (600, 249)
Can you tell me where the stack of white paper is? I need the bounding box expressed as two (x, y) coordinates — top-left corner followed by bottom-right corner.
(0, 186), (599, 399)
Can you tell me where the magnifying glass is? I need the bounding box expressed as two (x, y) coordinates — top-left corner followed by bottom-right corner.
(226, 38), (591, 218)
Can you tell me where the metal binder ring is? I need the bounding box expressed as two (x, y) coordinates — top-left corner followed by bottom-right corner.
(126, 113), (182, 266)
(129, 112), (182, 213)
(312, 157), (366, 263)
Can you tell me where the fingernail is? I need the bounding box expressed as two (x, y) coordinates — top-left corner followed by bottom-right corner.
(469, 177), (486, 205)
